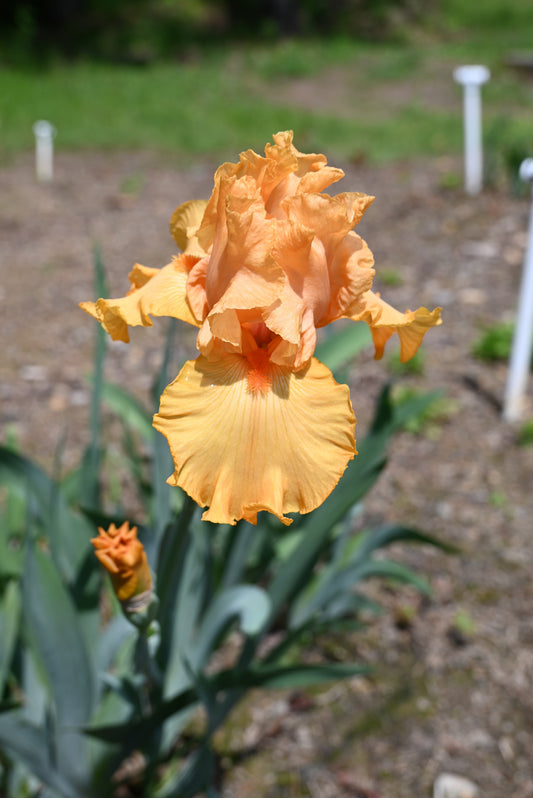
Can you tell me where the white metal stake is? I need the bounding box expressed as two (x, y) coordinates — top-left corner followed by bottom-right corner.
(503, 158), (533, 421)
(32, 120), (56, 182)
(453, 65), (490, 196)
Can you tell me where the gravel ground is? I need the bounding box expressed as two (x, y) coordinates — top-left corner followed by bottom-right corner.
(2, 148), (533, 797)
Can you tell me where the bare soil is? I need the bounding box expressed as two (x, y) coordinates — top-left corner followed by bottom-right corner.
(2, 148), (533, 798)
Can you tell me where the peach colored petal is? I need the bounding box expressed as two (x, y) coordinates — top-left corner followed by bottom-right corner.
(271, 218), (329, 327)
(169, 199), (208, 256)
(205, 288), (286, 354)
(322, 232), (375, 324)
(281, 192), (375, 326)
(79, 255), (200, 342)
(263, 288), (304, 351)
(329, 192), (375, 227)
(282, 191), (373, 258)
(236, 141), (296, 209)
(349, 291), (442, 361)
(153, 353), (356, 526)
(264, 131), (345, 215)
(198, 131), (345, 230)
(192, 179), (294, 356)
(207, 179), (281, 301)
(295, 166), (345, 196)
(186, 255), (210, 322)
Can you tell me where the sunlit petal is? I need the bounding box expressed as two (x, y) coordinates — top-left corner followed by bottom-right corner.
(282, 192), (375, 325)
(205, 178), (282, 307)
(324, 232), (375, 323)
(349, 290), (442, 361)
(79, 255), (200, 342)
(153, 354), (356, 526)
(170, 199), (209, 256)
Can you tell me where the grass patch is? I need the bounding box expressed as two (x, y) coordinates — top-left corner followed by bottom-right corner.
(517, 420), (533, 446)
(387, 349), (425, 377)
(377, 268), (405, 287)
(391, 385), (458, 438)
(471, 321), (514, 362)
(0, 51), (461, 164)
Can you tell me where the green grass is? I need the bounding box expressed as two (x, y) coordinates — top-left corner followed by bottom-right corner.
(1, 2), (533, 164)
(471, 321), (514, 362)
(0, 51), (459, 164)
(441, 0), (533, 51)
(517, 419), (533, 446)
(0, 61), (453, 164)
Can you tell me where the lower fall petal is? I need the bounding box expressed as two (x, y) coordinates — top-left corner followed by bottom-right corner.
(349, 290), (442, 362)
(79, 256), (200, 342)
(153, 354), (356, 526)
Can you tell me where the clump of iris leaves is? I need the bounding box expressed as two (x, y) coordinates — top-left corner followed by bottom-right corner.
(0, 248), (453, 798)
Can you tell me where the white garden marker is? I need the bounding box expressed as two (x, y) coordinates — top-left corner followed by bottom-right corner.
(32, 120), (56, 182)
(433, 772), (479, 798)
(503, 158), (533, 421)
(453, 65), (490, 195)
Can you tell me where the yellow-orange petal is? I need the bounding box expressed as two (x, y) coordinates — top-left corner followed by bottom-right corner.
(153, 354), (356, 526)
(79, 256), (200, 342)
(170, 199), (209, 256)
(349, 290), (442, 361)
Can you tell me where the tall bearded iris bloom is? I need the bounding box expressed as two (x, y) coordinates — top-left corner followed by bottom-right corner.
(81, 132), (441, 526)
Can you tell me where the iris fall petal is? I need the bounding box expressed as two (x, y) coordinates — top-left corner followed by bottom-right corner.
(80, 255), (200, 342)
(350, 290), (442, 361)
(153, 354), (356, 526)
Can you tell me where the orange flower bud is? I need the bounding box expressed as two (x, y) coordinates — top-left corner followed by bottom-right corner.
(91, 522), (152, 602)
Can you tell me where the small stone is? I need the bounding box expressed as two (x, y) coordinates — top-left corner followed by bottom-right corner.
(502, 245), (524, 266)
(498, 735), (514, 762)
(20, 364), (47, 381)
(459, 287), (486, 305)
(461, 240), (498, 259)
(434, 773), (479, 798)
(70, 389), (89, 406)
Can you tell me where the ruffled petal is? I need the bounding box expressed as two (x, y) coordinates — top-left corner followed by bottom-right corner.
(283, 192), (374, 251)
(204, 177), (282, 305)
(282, 192), (375, 325)
(322, 232), (375, 323)
(271, 218), (330, 328)
(79, 255), (200, 342)
(198, 131), (345, 231)
(169, 199), (209, 256)
(349, 290), (442, 361)
(153, 354), (356, 526)
(264, 131), (344, 216)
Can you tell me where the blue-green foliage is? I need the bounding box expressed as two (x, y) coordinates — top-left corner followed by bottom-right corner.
(0, 254), (451, 798)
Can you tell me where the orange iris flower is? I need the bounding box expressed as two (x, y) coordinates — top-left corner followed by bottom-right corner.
(91, 522), (152, 602)
(81, 132), (441, 527)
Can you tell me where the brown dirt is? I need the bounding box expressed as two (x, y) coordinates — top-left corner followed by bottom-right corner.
(2, 148), (533, 797)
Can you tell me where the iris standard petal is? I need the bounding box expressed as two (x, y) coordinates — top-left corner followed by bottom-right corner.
(153, 353), (356, 526)
(282, 193), (375, 325)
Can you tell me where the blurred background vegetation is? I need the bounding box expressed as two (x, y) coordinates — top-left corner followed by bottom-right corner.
(1, 0), (437, 59)
(0, 0), (532, 166)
